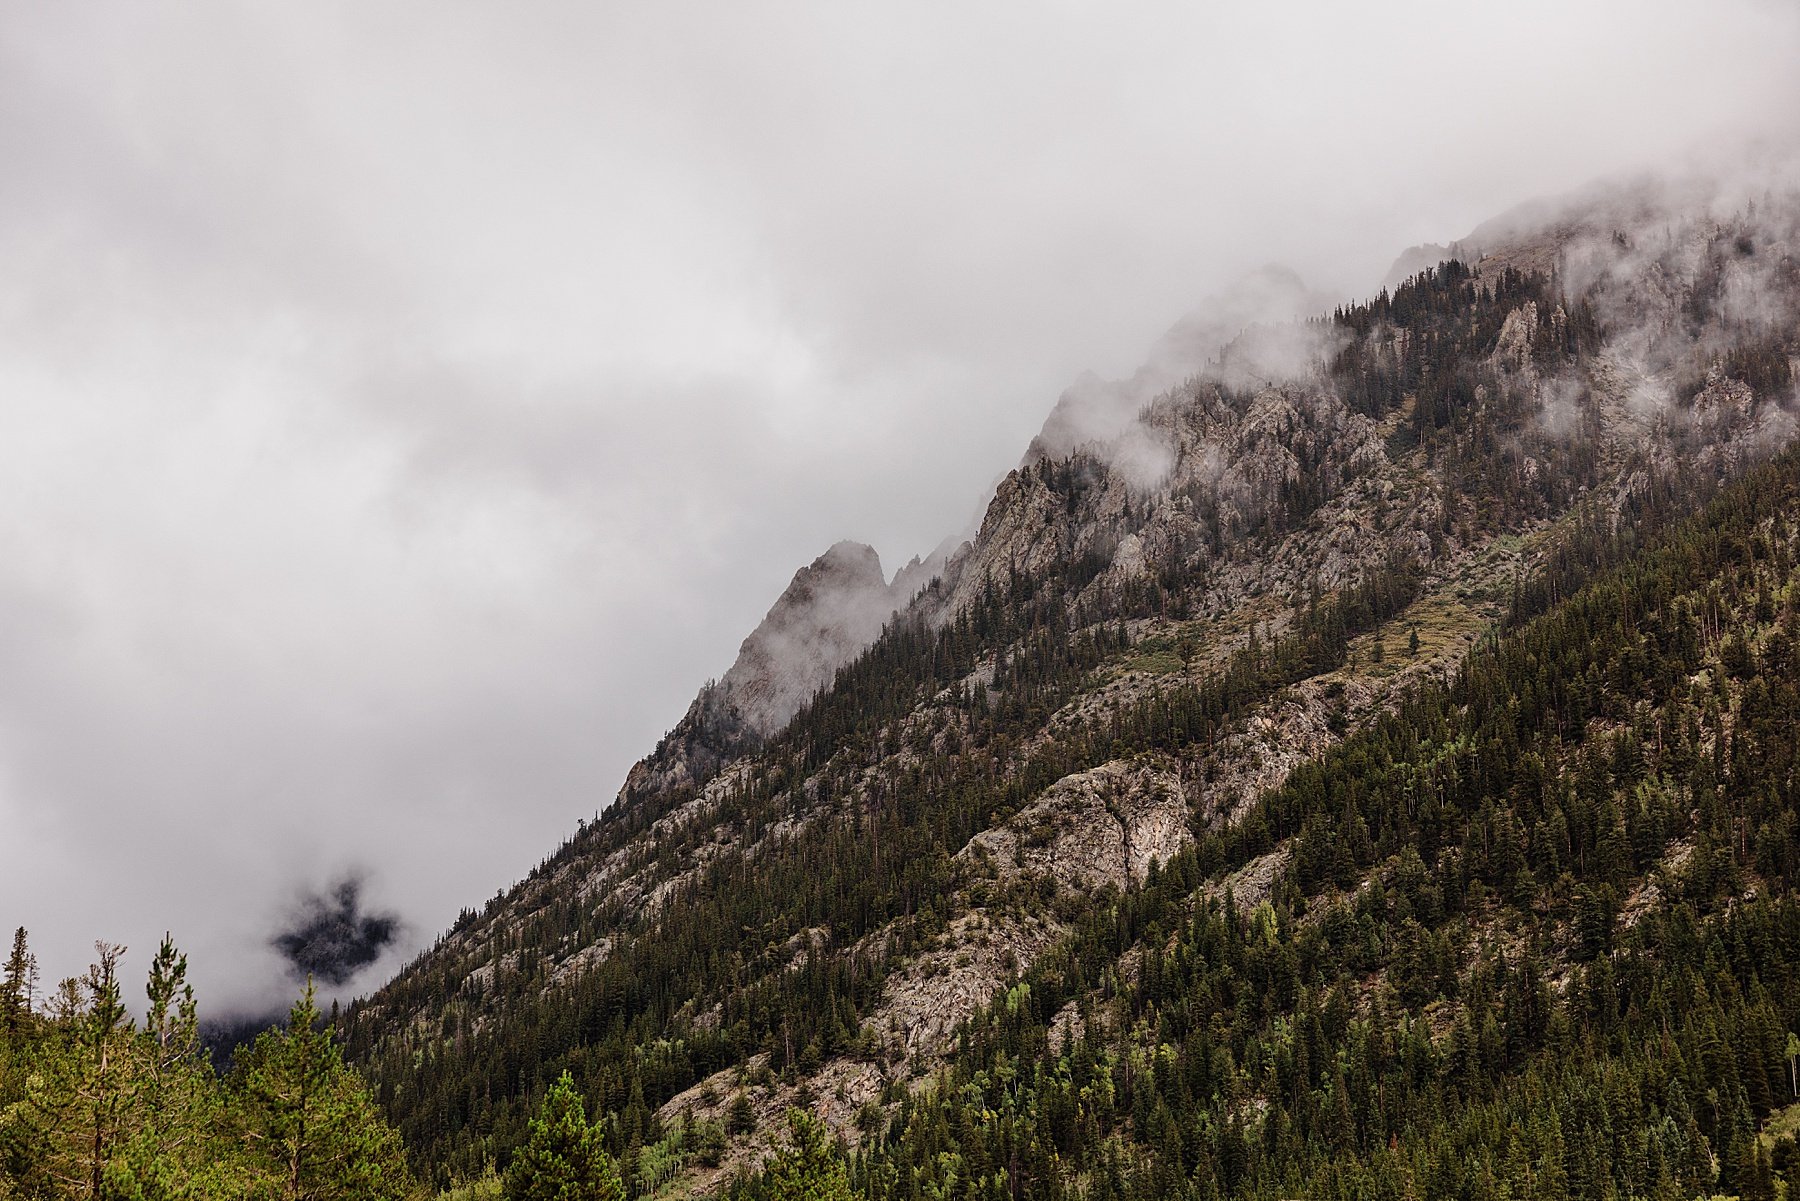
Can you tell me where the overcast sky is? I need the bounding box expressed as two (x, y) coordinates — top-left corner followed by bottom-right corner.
(3, 0), (1798, 1016)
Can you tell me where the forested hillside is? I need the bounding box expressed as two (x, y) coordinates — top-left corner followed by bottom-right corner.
(340, 179), (1800, 1199)
(832, 446), (1800, 1201)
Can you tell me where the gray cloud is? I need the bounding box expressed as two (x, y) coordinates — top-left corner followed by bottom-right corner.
(0, 1), (1797, 1014)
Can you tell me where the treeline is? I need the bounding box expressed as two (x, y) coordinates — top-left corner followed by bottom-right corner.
(0, 931), (415, 1198)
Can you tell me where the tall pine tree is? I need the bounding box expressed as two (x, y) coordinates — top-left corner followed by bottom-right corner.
(503, 1071), (624, 1201)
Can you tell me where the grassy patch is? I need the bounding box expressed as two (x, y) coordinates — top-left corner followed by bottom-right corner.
(1115, 618), (1217, 676)
(1121, 648), (1186, 675)
(1339, 534), (1536, 680)
(437, 1173), (502, 1201)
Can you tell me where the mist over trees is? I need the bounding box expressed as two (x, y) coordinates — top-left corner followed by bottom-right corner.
(272, 876), (403, 989)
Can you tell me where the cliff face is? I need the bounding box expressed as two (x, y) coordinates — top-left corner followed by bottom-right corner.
(718, 542), (907, 739)
(347, 171), (1800, 1192)
(1026, 265), (1335, 466)
(618, 540), (940, 807)
(933, 369), (1407, 624)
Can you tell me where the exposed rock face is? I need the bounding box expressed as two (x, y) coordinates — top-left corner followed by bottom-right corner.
(719, 541), (901, 739)
(619, 540), (942, 805)
(850, 760), (1191, 1064)
(869, 909), (1065, 1061)
(1028, 265), (1334, 466)
(932, 373), (1403, 623)
(967, 758), (1189, 894)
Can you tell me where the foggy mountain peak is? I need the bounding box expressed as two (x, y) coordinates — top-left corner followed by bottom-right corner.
(613, 537), (947, 809)
(616, 160), (1800, 816)
(718, 540), (901, 738)
(1028, 265), (1337, 466)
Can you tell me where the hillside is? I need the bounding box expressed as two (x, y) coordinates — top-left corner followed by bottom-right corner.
(343, 174), (1800, 1199)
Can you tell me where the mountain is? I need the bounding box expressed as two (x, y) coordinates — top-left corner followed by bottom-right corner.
(345, 170), (1800, 1199)
(617, 541), (941, 807)
(1027, 265), (1337, 466)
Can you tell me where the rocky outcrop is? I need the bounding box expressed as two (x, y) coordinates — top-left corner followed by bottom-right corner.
(1028, 265), (1334, 465)
(868, 909), (1065, 1061)
(719, 541), (904, 738)
(932, 373), (1402, 624)
(967, 758), (1189, 895)
(620, 540), (943, 805)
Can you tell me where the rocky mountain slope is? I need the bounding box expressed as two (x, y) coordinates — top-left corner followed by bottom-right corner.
(344, 170), (1800, 1197)
(618, 541), (940, 805)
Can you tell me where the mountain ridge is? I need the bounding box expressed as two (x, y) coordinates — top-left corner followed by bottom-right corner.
(344, 168), (1800, 1197)
(617, 540), (942, 811)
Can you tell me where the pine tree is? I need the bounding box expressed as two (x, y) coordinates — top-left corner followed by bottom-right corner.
(1, 925), (36, 1034)
(503, 1070), (624, 1201)
(231, 980), (415, 1200)
(758, 1110), (855, 1201)
(2, 942), (139, 1197)
(111, 933), (230, 1198)
(75, 942), (133, 1197)
(0, 938), (428, 1197)
(728, 1091), (757, 1136)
